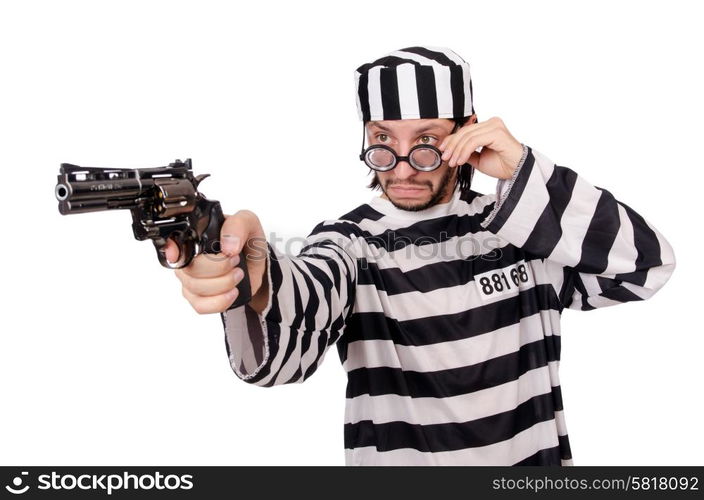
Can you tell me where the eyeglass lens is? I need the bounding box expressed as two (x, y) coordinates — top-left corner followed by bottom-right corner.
(366, 146), (441, 171)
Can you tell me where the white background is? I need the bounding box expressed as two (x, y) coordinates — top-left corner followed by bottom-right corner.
(1, 0), (701, 465)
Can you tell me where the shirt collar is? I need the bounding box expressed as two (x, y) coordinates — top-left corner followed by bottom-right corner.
(369, 189), (461, 221)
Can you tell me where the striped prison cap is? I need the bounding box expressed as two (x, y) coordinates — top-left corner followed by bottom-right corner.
(354, 46), (475, 122)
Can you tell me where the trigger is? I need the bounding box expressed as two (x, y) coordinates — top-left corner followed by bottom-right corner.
(159, 235), (183, 267)
(165, 242), (181, 265)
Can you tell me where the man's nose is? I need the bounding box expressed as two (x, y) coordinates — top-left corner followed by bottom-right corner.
(393, 158), (417, 180)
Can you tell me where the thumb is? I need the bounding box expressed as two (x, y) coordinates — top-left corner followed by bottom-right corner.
(468, 151), (481, 169)
(220, 210), (263, 256)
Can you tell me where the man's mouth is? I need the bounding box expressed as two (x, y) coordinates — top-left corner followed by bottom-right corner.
(388, 185), (428, 195)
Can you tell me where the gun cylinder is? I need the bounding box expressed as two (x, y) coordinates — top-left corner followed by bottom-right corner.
(155, 179), (197, 217)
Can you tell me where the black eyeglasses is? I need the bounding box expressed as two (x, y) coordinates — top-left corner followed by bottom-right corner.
(359, 122), (460, 172)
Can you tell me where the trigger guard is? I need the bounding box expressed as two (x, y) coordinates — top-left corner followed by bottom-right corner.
(155, 235), (196, 269)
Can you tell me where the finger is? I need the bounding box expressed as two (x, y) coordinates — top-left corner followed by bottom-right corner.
(182, 286), (240, 314)
(164, 238), (180, 264)
(179, 266), (245, 297)
(439, 128), (466, 156)
(180, 252), (240, 279)
(450, 132), (493, 167)
(440, 124), (487, 162)
(439, 120), (491, 152)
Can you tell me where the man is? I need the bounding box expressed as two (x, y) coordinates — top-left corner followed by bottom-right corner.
(165, 46), (675, 465)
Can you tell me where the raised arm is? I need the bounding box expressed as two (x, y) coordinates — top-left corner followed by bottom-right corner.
(480, 145), (675, 310)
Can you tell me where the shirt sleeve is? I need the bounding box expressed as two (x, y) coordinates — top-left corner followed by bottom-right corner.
(481, 144), (676, 311)
(220, 220), (359, 386)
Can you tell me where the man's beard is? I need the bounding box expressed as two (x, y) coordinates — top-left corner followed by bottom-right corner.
(380, 167), (455, 212)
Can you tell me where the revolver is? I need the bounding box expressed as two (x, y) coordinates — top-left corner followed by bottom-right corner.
(54, 158), (251, 310)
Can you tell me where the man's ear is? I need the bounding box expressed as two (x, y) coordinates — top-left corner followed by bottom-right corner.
(458, 114), (477, 129)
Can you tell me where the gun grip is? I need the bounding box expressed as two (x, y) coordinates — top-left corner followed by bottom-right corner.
(201, 201), (252, 310)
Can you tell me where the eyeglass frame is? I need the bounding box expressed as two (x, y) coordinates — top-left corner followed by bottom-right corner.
(358, 121), (461, 172)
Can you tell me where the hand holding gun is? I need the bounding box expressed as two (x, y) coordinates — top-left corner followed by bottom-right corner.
(55, 158), (253, 310)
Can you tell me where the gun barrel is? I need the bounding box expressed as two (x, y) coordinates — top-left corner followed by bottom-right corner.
(55, 159), (195, 215)
(57, 196), (144, 214)
(55, 183), (69, 201)
(55, 177), (147, 214)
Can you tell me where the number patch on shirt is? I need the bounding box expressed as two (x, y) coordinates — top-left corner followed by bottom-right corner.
(474, 263), (534, 301)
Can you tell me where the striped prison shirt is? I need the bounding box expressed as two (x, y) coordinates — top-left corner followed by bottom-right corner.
(221, 144), (675, 465)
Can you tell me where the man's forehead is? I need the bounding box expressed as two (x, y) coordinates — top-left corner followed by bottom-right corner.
(367, 118), (453, 133)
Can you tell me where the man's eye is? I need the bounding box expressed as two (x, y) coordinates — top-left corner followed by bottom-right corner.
(376, 134), (388, 142)
(419, 135), (435, 144)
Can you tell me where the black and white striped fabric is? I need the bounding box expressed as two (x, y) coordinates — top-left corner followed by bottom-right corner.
(221, 145), (675, 465)
(355, 46), (475, 121)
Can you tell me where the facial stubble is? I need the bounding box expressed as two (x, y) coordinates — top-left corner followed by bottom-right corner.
(380, 166), (456, 212)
